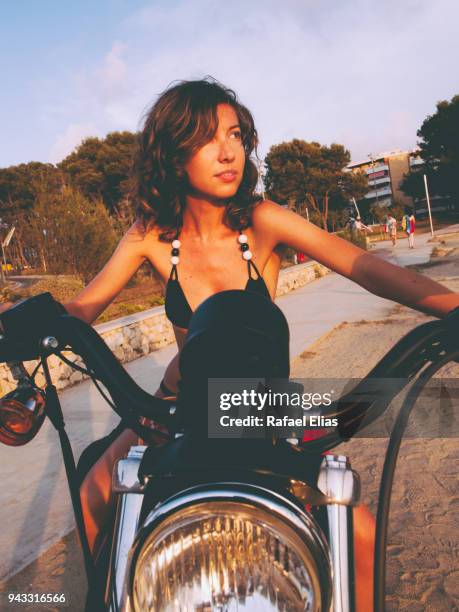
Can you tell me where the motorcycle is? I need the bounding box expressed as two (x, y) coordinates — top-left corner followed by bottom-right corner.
(0, 290), (458, 611)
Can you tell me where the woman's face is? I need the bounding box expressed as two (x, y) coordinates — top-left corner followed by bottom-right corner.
(184, 103), (245, 200)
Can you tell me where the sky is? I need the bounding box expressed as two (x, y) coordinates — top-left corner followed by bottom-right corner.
(1, 0), (459, 168)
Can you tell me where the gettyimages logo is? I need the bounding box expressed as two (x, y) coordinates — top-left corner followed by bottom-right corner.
(208, 378), (340, 439)
(207, 377), (459, 440)
(218, 388), (333, 411)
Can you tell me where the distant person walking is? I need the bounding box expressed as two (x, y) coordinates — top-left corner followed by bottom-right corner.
(387, 214), (397, 246)
(348, 216), (357, 232)
(354, 217), (373, 235)
(380, 221), (388, 241)
(408, 213), (416, 248)
(402, 210), (415, 248)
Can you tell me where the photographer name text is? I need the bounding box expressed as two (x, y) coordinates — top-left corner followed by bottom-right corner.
(220, 414), (338, 427)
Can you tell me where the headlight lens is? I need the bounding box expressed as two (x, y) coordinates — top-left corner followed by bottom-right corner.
(132, 500), (327, 611)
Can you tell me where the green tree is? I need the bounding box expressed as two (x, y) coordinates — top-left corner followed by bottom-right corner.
(389, 199), (405, 222)
(0, 163), (64, 272)
(0, 162), (63, 218)
(59, 131), (138, 214)
(264, 140), (368, 229)
(400, 170), (425, 202)
(29, 181), (118, 283)
(401, 95), (459, 204)
(370, 203), (388, 224)
(328, 209), (348, 232)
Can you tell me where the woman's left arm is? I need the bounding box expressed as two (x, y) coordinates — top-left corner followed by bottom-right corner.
(255, 201), (459, 318)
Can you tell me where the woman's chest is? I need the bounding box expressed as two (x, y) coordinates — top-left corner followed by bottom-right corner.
(147, 230), (281, 307)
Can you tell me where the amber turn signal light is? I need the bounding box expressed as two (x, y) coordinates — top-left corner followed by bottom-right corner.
(0, 385), (46, 446)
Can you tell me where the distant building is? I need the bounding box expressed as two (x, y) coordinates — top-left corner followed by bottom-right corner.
(348, 149), (456, 217)
(347, 149), (417, 209)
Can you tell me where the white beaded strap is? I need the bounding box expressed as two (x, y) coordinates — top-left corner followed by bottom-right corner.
(169, 237), (181, 280)
(238, 231), (252, 261)
(238, 230), (263, 279)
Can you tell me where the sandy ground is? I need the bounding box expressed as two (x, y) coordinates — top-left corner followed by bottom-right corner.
(1, 250), (458, 611)
(290, 254), (459, 612)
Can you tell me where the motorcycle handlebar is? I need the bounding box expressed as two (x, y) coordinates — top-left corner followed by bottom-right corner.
(299, 305), (459, 452)
(56, 302), (459, 445)
(0, 293), (177, 430)
(59, 314), (178, 424)
(0, 293), (458, 443)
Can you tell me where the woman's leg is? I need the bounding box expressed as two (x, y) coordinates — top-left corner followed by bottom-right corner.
(80, 349), (182, 557)
(79, 427), (139, 555)
(354, 503), (376, 612)
(79, 384), (175, 557)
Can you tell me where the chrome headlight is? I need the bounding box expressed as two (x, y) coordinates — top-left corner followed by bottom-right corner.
(130, 485), (331, 611)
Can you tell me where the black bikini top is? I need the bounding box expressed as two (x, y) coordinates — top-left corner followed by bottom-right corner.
(165, 229), (271, 329)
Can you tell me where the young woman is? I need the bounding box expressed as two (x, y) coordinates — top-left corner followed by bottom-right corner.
(62, 79), (458, 611)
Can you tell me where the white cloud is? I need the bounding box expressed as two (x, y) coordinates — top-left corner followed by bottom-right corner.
(18, 0), (459, 166)
(118, 0), (459, 160)
(103, 42), (127, 82)
(48, 122), (101, 163)
(97, 42), (128, 97)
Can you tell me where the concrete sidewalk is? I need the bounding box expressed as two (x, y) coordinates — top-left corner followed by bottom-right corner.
(278, 229), (437, 358)
(0, 226), (444, 581)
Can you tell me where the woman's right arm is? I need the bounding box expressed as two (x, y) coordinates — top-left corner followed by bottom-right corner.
(65, 223), (148, 324)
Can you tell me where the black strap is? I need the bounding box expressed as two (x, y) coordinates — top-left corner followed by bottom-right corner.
(169, 264), (178, 281)
(247, 258), (262, 280)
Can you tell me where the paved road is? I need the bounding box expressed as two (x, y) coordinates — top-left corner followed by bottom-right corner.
(0, 230), (444, 581)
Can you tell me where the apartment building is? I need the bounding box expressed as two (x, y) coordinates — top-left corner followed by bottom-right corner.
(347, 149), (416, 209)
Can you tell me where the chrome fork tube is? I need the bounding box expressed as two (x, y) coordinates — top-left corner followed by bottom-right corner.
(318, 455), (361, 612)
(107, 446), (147, 612)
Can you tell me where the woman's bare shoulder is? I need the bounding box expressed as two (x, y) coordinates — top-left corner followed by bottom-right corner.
(123, 220), (163, 254)
(251, 200), (290, 242)
(252, 199), (293, 228)
(252, 199), (285, 220)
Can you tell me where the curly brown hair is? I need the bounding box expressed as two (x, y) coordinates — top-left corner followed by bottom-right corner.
(133, 77), (262, 241)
